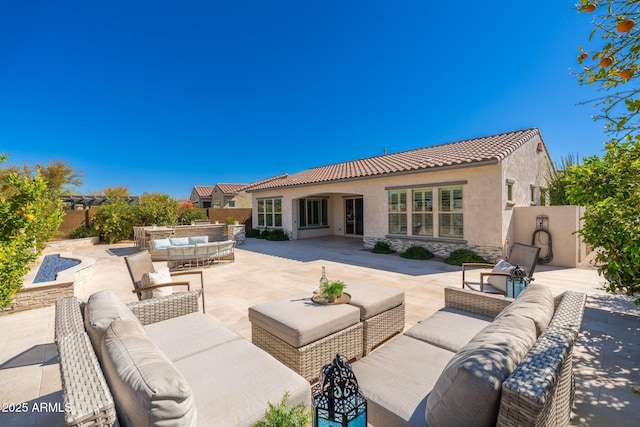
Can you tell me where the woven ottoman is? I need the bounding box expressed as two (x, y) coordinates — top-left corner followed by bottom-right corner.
(248, 296), (363, 382)
(346, 280), (405, 354)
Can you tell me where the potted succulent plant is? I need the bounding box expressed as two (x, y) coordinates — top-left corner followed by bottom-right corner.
(320, 280), (346, 303)
(253, 392), (311, 427)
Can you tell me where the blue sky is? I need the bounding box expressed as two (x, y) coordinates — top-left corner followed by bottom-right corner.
(1, 1), (609, 199)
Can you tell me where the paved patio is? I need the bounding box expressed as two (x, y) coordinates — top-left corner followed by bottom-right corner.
(0, 236), (638, 426)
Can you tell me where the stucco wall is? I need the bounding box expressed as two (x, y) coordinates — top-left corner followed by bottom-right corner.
(512, 205), (586, 268)
(502, 134), (553, 245)
(252, 163), (505, 249)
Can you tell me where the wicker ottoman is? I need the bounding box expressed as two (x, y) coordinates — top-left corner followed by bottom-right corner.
(248, 296), (363, 382)
(346, 280), (405, 354)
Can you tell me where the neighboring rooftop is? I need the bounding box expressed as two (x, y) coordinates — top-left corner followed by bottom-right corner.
(248, 128), (544, 191)
(215, 183), (247, 195)
(192, 185), (216, 197)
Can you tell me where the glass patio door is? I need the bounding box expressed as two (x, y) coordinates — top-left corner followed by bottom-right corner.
(345, 197), (363, 236)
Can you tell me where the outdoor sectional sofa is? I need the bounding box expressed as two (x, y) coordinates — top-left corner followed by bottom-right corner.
(54, 289), (311, 427)
(351, 284), (587, 427)
(148, 236), (235, 268)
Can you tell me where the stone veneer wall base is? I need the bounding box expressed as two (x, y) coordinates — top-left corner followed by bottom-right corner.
(363, 236), (502, 262)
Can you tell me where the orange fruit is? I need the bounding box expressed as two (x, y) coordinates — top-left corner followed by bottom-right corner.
(617, 19), (635, 33)
(621, 69), (634, 80)
(586, 4), (596, 13)
(599, 57), (613, 67)
(579, 52), (588, 61)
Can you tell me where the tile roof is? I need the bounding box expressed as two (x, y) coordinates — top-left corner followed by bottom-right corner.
(192, 186), (215, 197)
(215, 183), (247, 194)
(248, 128), (543, 191)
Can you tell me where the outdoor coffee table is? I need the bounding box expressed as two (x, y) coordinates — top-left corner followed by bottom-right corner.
(248, 296), (363, 382)
(345, 280), (405, 354)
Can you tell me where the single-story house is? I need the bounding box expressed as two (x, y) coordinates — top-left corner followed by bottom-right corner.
(210, 183), (251, 208)
(189, 185), (215, 208)
(246, 128), (554, 261)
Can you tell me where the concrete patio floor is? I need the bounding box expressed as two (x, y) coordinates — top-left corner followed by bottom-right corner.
(0, 236), (638, 426)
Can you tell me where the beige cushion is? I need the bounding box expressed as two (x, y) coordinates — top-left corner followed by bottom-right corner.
(84, 289), (142, 360)
(101, 319), (197, 427)
(248, 295), (360, 347)
(346, 280), (405, 320)
(495, 283), (555, 336)
(404, 308), (492, 352)
(145, 312), (240, 362)
(140, 267), (173, 300)
(352, 335), (455, 427)
(486, 259), (514, 293)
(175, 339), (311, 427)
(425, 313), (537, 427)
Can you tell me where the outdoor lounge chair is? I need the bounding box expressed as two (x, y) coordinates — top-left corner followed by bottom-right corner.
(125, 250), (206, 312)
(462, 242), (541, 294)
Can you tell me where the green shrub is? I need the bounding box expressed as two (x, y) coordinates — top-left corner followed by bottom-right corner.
(253, 392), (311, 427)
(444, 249), (486, 266)
(400, 245), (434, 260)
(246, 228), (260, 238)
(178, 207), (208, 225)
(266, 229), (289, 241)
(138, 193), (178, 226)
(93, 198), (138, 243)
(0, 155), (64, 308)
(371, 241), (395, 254)
(256, 229), (269, 239)
(67, 224), (99, 239)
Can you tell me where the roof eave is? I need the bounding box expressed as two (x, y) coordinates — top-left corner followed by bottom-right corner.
(247, 159), (499, 193)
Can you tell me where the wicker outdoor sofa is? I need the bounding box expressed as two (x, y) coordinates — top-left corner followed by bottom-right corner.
(54, 289), (311, 427)
(351, 284), (587, 427)
(148, 235), (235, 268)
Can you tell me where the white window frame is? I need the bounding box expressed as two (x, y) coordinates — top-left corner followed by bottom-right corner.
(388, 190), (407, 235)
(257, 198), (282, 228)
(439, 187), (463, 239)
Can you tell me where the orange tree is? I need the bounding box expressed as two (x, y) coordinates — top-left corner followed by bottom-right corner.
(571, 1), (640, 302)
(0, 155), (63, 308)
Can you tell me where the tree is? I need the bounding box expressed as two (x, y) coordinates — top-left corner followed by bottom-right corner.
(137, 193), (179, 226)
(0, 155), (64, 308)
(573, 1), (640, 302)
(35, 160), (83, 197)
(577, 0), (640, 137)
(93, 197), (137, 243)
(546, 153), (581, 206)
(565, 142), (640, 300)
(103, 186), (130, 198)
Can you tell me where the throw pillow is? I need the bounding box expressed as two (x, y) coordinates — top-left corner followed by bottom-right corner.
(169, 237), (190, 246)
(188, 236), (208, 245)
(140, 267), (173, 300)
(486, 259), (514, 293)
(151, 238), (171, 250)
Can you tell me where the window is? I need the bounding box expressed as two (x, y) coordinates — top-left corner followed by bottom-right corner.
(388, 190), (407, 234)
(257, 198), (282, 227)
(227, 200), (236, 208)
(530, 186), (536, 204)
(506, 179), (515, 203)
(412, 189), (433, 236)
(439, 187), (463, 238)
(299, 198), (328, 227)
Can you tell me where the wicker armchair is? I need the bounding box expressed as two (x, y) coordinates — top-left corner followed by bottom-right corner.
(124, 250), (205, 312)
